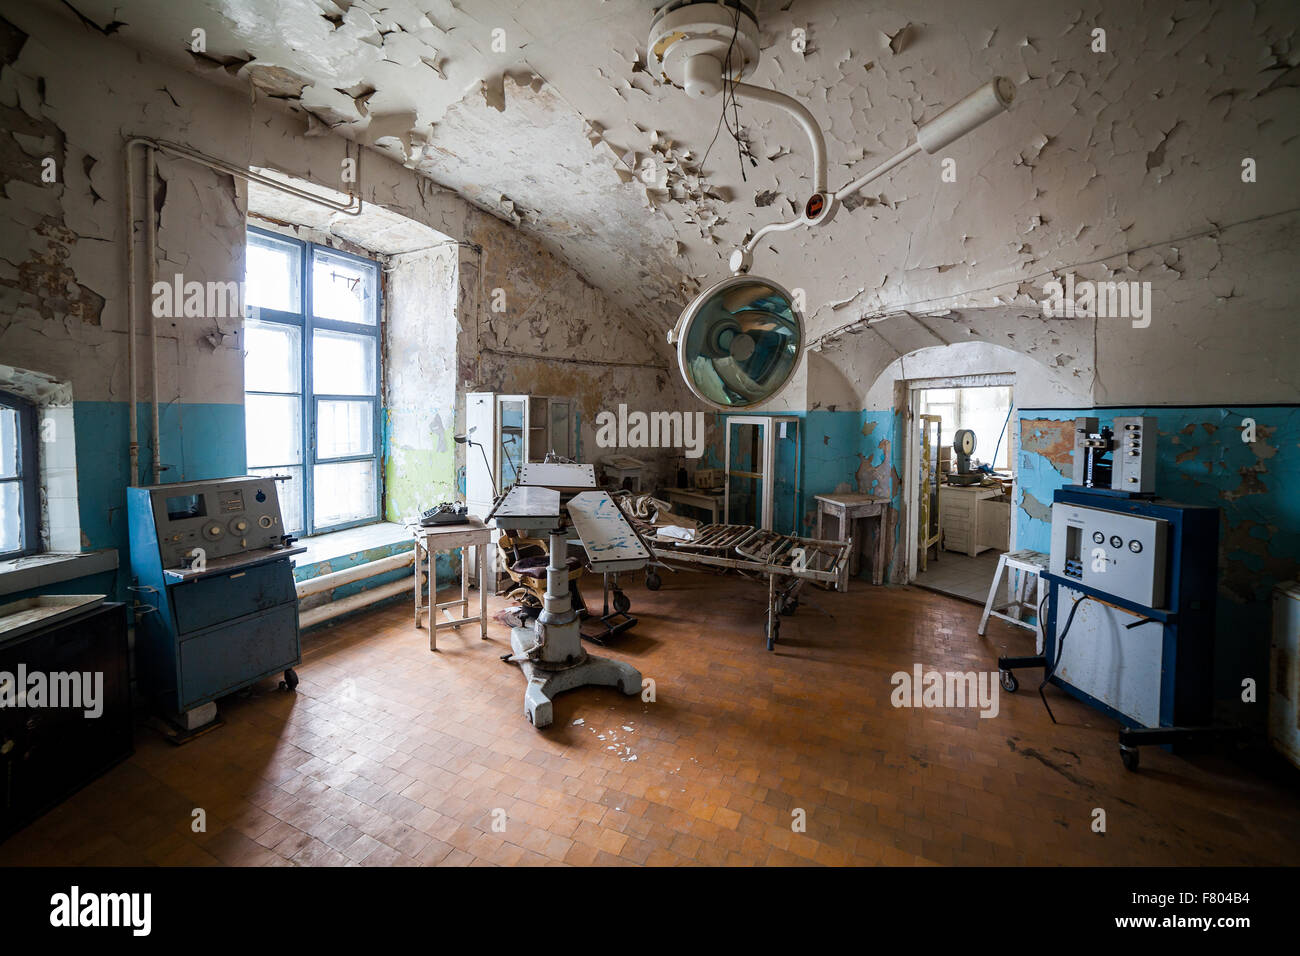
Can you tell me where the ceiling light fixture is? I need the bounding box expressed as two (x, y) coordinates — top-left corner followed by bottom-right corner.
(649, 0), (1017, 409)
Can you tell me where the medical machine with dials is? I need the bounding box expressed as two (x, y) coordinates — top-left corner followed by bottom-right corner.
(128, 476), (305, 731)
(998, 438), (1225, 771)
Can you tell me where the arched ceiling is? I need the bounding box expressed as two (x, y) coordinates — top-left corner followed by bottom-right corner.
(36, 0), (1300, 350)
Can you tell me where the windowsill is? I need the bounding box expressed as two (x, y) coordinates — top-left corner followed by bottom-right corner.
(0, 549), (119, 597)
(293, 521), (413, 569)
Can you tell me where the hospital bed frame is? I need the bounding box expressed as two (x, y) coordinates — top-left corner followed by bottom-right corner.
(647, 523), (853, 651)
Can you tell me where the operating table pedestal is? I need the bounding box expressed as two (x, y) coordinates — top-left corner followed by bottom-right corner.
(508, 530), (641, 727)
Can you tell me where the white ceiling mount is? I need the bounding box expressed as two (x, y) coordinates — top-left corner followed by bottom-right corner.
(648, 1), (760, 98)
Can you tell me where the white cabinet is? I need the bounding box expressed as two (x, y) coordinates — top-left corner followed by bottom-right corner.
(939, 484), (1002, 557)
(465, 392), (575, 516)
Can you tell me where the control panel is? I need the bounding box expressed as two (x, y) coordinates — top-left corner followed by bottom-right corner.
(1050, 500), (1169, 608)
(1110, 415), (1156, 492)
(142, 476), (288, 569)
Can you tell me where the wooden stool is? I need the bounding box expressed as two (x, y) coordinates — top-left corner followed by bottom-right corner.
(978, 549), (1049, 653)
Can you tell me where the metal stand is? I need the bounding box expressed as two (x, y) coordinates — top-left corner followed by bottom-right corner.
(507, 531), (641, 727)
(581, 572), (637, 645)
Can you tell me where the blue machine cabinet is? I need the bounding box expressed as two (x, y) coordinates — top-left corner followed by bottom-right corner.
(127, 477), (305, 720)
(998, 486), (1223, 770)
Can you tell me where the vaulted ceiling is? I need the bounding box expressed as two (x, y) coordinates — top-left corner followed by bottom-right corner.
(38, 0), (1300, 354)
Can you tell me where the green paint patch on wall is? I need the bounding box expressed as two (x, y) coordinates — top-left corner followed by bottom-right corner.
(384, 442), (457, 523)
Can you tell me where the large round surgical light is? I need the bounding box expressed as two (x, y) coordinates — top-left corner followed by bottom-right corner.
(673, 275), (803, 409)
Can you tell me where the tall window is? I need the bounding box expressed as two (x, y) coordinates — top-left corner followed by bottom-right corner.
(0, 391), (39, 558)
(243, 227), (381, 535)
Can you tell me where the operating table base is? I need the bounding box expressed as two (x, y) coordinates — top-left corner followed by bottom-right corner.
(509, 626), (641, 728)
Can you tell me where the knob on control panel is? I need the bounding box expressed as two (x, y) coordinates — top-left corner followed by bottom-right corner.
(203, 523), (225, 541)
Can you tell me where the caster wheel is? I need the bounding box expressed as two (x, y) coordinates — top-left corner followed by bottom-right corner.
(613, 590), (631, 614)
(780, 597), (799, 616)
(280, 668), (299, 691)
(1120, 745), (1140, 772)
(645, 571), (662, 591)
(1000, 670), (1018, 693)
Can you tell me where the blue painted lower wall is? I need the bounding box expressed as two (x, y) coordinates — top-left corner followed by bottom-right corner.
(1016, 405), (1300, 726)
(9, 400), (458, 617)
(705, 409), (903, 580)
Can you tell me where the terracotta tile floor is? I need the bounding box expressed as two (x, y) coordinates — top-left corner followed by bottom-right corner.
(3, 572), (1298, 867)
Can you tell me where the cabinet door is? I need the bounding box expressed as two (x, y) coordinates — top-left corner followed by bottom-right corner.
(496, 395), (528, 486)
(549, 398), (574, 459)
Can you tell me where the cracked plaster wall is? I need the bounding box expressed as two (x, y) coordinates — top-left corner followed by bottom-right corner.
(0, 4), (690, 602)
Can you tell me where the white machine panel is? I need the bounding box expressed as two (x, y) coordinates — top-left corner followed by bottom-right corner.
(1049, 502), (1169, 608)
(1053, 585), (1164, 727)
(1111, 415), (1156, 492)
(517, 462), (596, 489)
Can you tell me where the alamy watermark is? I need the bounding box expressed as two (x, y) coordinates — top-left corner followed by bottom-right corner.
(595, 404), (706, 460)
(890, 664), (1000, 718)
(1041, 273), (1151, 328)
(0, 666), (104, 718)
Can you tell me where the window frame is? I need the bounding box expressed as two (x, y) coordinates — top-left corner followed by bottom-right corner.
(0, 390), (41, 559)
(244, 226), (382, 536)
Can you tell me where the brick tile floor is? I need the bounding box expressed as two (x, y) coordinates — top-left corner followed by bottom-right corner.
(3, 571), (1298, 866)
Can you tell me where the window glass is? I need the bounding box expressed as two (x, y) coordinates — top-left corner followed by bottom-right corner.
(313, 249), (377, 325)
(0, 407), (16, 479)
(244, 320), (301, 393)
(246, 233), (302, 312)
(313, 460), (375, 527)
(244, 395), (302, 468)
(313, 330), (376, 395)
(317, 400), (374, 459)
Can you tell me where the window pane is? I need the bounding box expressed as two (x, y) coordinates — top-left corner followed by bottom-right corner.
(0, 407), (16, 479)
(313, 330), (376, 395)
(244, 319), (301, 393)
(0, 481), (19, 553)
(317, 400), (373, 459)
(312, 248), (376, 326)
(246, 232), (302, 312)
(313, 460), (376, 528)
(245, 394), (302, 468)
(249, 466), (303, 537)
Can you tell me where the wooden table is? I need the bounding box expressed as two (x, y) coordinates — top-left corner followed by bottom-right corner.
(814, 494), (890, 588)
(413, 519), (491, 650)
(665, 487), (724, 524)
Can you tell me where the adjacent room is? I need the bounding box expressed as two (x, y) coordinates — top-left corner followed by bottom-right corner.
(1, 0), (1298, 885)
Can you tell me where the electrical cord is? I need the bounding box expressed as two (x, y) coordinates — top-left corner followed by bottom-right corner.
(1038, 591), (1091, 724)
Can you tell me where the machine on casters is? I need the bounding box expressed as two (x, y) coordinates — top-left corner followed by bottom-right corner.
(128, 476), (305, 736)
(997, 417), (1231, 770)
(486, 463), (646, 728)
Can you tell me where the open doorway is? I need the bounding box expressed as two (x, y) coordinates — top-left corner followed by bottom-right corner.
(906, 378), (1015, 604)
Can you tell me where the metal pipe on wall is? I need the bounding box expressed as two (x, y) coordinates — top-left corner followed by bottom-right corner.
(295, 550), (415, 599)
(123, 145), (139, 486)
(299, 576), (412, 630)
(145, 147), (161, 484)
(122, 135), (367, 484)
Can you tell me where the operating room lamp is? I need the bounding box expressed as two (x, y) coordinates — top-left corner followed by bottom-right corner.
(649, 0), (1017, 409)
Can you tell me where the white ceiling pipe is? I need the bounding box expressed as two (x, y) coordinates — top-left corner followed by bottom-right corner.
(739, 77), (1015, 263)
(731, 81), (828, 196)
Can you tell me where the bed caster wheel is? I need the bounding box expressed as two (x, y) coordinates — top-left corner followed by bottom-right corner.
(613, 590), (631, 614)
(780, 596), (799, 616)
(1120, 744), (1140, 772)
(645, 571), (662, 591)
(999, 670), (1018, 693)
(280, 668), (299, 691)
